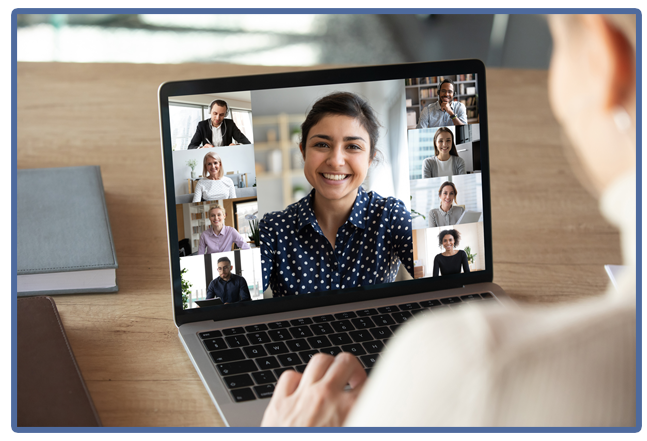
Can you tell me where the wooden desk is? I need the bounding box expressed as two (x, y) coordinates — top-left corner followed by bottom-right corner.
(16, 63), (621, 427)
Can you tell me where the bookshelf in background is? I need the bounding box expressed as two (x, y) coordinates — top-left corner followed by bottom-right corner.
(405, 74), (478, 129)
(252, 113), (312, 208)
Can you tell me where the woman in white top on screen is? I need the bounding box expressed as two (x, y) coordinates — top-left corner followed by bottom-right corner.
(261, 14), (636, 427)
(421, 127), (466, 178)
(192, 151), (236, 202)
(428, 181), (464, 227)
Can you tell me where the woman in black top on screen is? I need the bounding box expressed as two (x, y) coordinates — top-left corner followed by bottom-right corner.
(433, 229), (470, 276)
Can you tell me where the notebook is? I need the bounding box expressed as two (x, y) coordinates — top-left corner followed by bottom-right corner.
(158, 60), (512, 426)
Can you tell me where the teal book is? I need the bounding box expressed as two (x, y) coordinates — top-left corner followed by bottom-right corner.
(17, 166), (118, 296)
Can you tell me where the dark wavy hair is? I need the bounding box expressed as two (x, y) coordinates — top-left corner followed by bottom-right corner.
(300, 92), (381, 163)
(438, 229), (461, 247)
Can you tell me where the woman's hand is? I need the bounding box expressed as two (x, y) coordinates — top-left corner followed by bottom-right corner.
(261, 352), (367, 427)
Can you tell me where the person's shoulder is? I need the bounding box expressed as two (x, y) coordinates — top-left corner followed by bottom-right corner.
(424, 156), (437, 164)
(261, 203), (300, 226)
(222, 176), (234, 185)
(366, 190), (407, 216)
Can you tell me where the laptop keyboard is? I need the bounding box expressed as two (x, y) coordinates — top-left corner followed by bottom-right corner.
(199, 293), (497, 402)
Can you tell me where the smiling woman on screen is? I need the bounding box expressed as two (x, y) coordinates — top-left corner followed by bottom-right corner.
(422, 127), (466, 178)
(192, 151), (236, 202)
(259, 92), (414, 297)
(261, 14), (636, 427)
(429, 181), (464, 227)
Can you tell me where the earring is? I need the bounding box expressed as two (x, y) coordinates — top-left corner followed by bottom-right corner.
(612, 106), (632, 133)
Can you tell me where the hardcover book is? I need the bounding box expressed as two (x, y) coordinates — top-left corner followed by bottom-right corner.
(17, 166), (118, 295)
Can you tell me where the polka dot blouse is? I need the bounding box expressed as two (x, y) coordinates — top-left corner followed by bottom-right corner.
(260, 187), (414, 297)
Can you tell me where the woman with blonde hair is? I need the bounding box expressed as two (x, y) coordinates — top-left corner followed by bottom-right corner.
(197, 205), (250, 254)
(192, 150), (236, 202)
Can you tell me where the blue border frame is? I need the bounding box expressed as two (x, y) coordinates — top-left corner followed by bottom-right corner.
(11, 8), (642, 433)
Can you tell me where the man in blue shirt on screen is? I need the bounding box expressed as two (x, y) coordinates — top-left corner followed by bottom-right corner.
(417, 79), (467, 128)
(206, 257), (252, 303)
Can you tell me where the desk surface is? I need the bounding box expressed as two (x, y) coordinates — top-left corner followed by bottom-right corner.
(16, 62), (621, 427)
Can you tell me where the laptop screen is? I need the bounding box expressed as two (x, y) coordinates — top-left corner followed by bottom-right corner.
(161, 63), (489, 318)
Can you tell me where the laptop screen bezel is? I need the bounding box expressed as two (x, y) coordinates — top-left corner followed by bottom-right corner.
(158, 60), (493, 327)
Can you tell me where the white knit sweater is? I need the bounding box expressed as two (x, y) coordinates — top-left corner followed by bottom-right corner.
(347, 173), (636, 427)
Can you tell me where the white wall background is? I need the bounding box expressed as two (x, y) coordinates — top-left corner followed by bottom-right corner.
(172, 145), (256, 196)
(410, 173), (483, 230)
(415, 222), (485, 277)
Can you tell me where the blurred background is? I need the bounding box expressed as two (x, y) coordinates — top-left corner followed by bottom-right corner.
(17, 14), (552, 68)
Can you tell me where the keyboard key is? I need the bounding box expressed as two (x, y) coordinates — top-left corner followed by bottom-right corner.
(378, 305), (399, 314)
(334, 311), (357, 320)
(356, 308), (378, 316)
(481, 293), (494, 299)
(365, 368), (372, 376)
(410, 308), (427, 315)
(349, 330), (373, 342)
(290, 318), (313, 326)
(460, 294), (482, 301)
(351, 317), (375, 329)
(203, 338), (227, 352)
(225, 335), (250, 348)
(256, 356), (280, 370)
(223, 373), (254, 389)
(222, 327), (245, 336)
(419, 299), (442, 308)
(199, 330), (222, 339)
(372, 314), (395, 326)
(341, 344), (366, 356)
(362, 340), (384, 354)
(231, 388), (255, 402)
(252, 371), (276, 385)
(313, 314), (335, 323)
(274, 367), (296, 378)
(399, 302), (422, 310)
(264, 342), (289, 355)
(277, 354), (301, 366)
(360, 354), (380, 368)
(329, 333), (353, 345)
(298, 350), (320, 363)
(286, 339), (311, 352)
(331, 320), (355, 333)
(254, 384), (275, 399)
(217, 360), (258, 376)
(389, 325), (400, 333)
(268, 329), (292, 341)
(209, 348), (245, 363)
(307, 336), (333, 349)
(245, 324), (268, 332)
(392, 311), (412, 324)
(248, 332), (271, 344)
(369, 327), (392, 340)
(440, 297), (462, 305)
(311, 323), (335, 335)
(320, 347), (342, 356)
(289, 326), (314, 338)
(268, 320), (291, 329)
(295, 364), (307, 373)
(243, 345), (268, 358)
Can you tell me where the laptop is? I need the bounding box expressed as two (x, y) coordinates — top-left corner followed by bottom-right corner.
(158, 60), (512, 427)
(457, 210), (482, 224)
